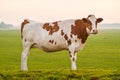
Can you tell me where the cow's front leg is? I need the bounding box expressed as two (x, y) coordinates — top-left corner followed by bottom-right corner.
(68, 46), (77, 70)
(71, 52), (77, 70)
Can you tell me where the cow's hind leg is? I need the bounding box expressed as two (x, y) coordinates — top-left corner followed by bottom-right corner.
(21, 41), (32, 71)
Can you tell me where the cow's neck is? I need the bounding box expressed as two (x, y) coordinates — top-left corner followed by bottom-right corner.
(71, 20), (90, 43)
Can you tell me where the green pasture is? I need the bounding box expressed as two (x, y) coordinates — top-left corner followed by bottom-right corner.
(0, 29), (120, 79)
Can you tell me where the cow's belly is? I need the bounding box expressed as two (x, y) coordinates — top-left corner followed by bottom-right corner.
(40, 45), (66, 52)
(38, 42), (67, 52)
(34, 35), (68, 52)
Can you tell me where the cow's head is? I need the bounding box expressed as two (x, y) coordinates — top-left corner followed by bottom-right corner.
(83, 14), (103, 34)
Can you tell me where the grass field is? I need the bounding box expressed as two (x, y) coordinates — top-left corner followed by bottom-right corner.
(0, 29), (120, 79)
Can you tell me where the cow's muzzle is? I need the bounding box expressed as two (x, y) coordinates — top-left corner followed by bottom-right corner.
(92, 30), (98, 34)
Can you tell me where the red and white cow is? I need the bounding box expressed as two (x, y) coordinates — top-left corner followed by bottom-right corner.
(21, 14), (103, 71)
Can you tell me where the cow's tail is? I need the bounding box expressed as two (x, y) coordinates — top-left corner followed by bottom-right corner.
(21, 19), (29, 38)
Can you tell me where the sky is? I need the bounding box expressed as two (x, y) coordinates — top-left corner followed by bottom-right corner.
(0, 0), (120, 25)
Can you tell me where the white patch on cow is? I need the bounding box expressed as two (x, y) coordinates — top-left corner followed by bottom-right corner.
(71, 59), (76, 70)
(70, 35), (85, 52)
(86, 27), (91, 34)
(58, 19), (75, 39)
(88, 15), (97, 33)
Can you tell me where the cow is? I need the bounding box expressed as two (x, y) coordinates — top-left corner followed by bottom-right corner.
(21, 14), (103, 71)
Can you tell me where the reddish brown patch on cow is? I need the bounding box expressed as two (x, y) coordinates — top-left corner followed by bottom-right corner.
(49, 40), (52, 43)
(68, 51), (72, 57)
(71, 19), (91, 43)
(70, 34), (73, 38)
(25, 38), (27, 42)
(63, 32), (71, 45)
(75, 40), (77, 42)
(86, 23), (92, 30)
(43, 22), (59, 35)
(61, 30), (64, 36)
(51, 40), (54, 44)
(72, 57), (75, 61)
(43, 23), (51, 31)
(49, 40), (55, 44)
(21, 19), (29, 38)
(87, 19), (92, 30)
(55, 42), (57, 45)
(82, 18), (92, 30)
(67, 39), (71, 45)
(64, 34), (68, 40)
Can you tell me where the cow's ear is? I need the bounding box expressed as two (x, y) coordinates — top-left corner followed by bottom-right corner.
(82, 18), (88, 22)
(97, 18), (103, 23)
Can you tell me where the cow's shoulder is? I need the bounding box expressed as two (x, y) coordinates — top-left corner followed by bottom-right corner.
(71, 19), (90, 43)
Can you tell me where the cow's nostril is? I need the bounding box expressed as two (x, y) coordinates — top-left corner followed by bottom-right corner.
(93, 30), (98, 34)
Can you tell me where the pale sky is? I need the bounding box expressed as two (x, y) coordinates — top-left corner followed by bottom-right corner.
(0, 0), (120, 25)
